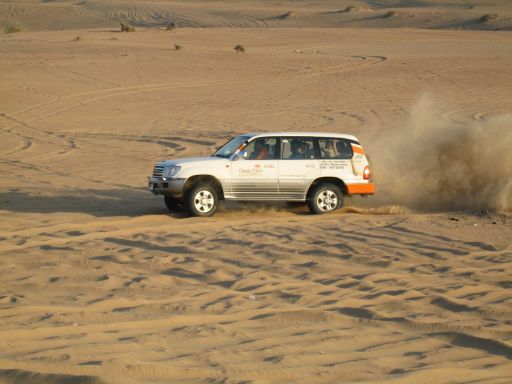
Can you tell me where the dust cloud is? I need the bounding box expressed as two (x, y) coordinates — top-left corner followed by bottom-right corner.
(368, 95), (512, 212)
(341, 206), (410, 215)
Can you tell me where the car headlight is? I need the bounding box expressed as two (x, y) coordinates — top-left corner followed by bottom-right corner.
(163, 165), (181, 178)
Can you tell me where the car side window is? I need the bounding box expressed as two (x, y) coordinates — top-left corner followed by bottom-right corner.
(244, 138), (277, 160)
(318, 138), (353, 159)
(281, 137), (316, 160)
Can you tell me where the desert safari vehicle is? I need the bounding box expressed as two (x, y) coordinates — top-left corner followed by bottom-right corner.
(148, 132), (374, 217)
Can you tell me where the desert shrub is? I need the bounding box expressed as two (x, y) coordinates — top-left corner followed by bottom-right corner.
(339, 5), (373, 13)
(234, 44), (245, 53)
(4, 21), (24, 34)
(174, 44), (181, 50)
(479, 14), (498, 23)
(73, 36), (81, 41)
(384, 10), (396, 18)
(120, 22), (135, 32)
(166, 22), (176, 31)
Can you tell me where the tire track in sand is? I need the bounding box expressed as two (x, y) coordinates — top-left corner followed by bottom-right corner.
(0, 79), (235, 158)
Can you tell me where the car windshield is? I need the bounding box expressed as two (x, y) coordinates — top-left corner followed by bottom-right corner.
(212, 135), (251, 158)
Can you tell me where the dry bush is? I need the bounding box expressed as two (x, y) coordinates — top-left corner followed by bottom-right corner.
(234, 44), (245, 53)
(174, 44), (181, 50)
(479, 14), (498, 23)
(73, 36), (81, 41)
(384, 10), (396, 18)
(339, 5), (373, 13)
(166, 22), (176, 31)
(4, 21), (24, 34)
(120, 22), (135, 32)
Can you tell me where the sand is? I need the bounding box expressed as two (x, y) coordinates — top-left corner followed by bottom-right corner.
(1, 1), (512, 383)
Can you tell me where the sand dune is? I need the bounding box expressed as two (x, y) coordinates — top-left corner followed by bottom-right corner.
(1, 0), (512, 31)
(1, 2), (512, 383)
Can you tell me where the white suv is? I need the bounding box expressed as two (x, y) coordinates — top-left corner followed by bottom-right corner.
(148, 132), (374, 217)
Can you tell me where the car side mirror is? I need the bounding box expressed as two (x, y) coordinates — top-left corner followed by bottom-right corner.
(235, 150), (247, 160)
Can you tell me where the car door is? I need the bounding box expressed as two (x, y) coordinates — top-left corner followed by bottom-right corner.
(278, 137), (319, 200)
(230, 137), (279, 200)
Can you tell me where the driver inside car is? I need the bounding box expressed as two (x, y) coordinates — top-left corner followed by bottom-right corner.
(249, 140), (269, 160)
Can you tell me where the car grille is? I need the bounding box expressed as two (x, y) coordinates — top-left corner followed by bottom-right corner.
(153, 165), (164, 178)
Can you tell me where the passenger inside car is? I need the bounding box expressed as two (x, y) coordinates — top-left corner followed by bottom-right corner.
(336, 140), (352, 159)
(289, 139), (306, 159)
(305, 142), (315, 159)
(323, 140), (336, 158)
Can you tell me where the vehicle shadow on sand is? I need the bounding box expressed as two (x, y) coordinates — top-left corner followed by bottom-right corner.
(0, 189), (164, 218)
(0, 190), (309, 218)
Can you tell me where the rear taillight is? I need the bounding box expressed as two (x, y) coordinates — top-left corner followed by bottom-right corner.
(363, 166), (371, 180)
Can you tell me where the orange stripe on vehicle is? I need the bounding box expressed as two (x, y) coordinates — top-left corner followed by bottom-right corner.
(347, 183), (375, 195)
(351, 145), (365, 155)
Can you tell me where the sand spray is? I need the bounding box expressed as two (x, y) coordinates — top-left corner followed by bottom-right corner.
(366, 94), (511, 212)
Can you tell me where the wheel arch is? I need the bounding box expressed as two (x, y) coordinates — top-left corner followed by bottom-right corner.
(306, 177), (347, 199)
(183, 175), (225, 200)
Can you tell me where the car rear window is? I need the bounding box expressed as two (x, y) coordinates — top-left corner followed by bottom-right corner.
(318, 138), (353, 159)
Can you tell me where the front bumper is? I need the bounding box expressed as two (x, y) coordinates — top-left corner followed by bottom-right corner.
(148, 177), (186, 195)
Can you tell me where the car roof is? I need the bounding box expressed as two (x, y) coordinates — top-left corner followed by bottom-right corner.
(244, 132), (359, 142)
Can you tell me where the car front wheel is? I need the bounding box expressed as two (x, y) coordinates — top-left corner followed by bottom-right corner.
(185, 184), (218, 217)
(308, 183), (343, 214)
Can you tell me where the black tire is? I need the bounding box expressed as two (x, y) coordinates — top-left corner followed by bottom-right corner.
(307, 183), (343, 214)
(185, 184), (218, 217)
(164, 195), (184, 212)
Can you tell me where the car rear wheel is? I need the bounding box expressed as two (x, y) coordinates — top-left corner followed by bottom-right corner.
(164, 196), (185, 212)
(308, 183), (343, 214)
(185, 184), (218, 217)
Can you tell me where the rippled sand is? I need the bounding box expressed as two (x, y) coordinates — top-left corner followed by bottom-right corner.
(1, 2), (512, 382)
